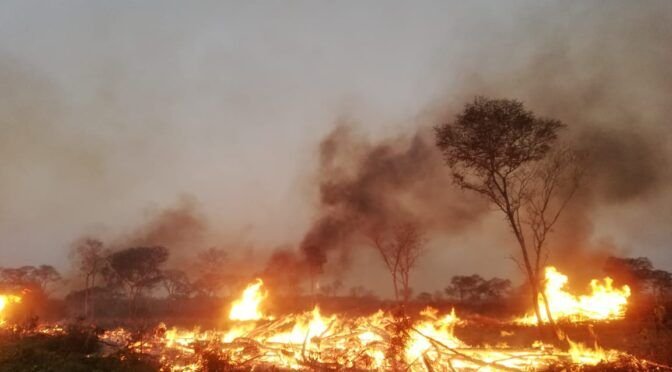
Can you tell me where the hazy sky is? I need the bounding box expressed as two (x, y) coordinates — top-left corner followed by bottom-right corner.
(0, 1), (670, 295)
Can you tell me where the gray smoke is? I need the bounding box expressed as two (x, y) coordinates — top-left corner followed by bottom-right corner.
(300, 124), (488, 271)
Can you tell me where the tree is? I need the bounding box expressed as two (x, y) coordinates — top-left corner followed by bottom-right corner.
(604, 256), (654, 294)
(445, 274), (512, 303)
(604, 256), (672, 299)
(478, 277), (512, 300)
(193, 247), (230, 297)
(72, 238), (107, 318)
(108, 246), (169, 315)
(435, 97), (582, 328)
(445, 275), (484, 302)
(367, 221), (427, 304)
(32, 265), (61, 293)
(0, 265), (61, 293)
(162, 269), (193, 299)
(0, 266), (36, 291)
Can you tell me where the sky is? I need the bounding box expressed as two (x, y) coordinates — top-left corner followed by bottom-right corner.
(0, 1), (670, 296)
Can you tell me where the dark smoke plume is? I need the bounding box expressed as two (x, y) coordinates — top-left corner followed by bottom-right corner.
(300, 125), (488, 271)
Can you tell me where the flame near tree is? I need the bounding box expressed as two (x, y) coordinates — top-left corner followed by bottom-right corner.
(0, 275), (651, 370)
(517, 266), (631, 325)
(435, 97), (584, 328)
(158, 276), (629, 370)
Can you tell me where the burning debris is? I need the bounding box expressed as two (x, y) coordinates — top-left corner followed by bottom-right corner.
(0, 276), (663, 371)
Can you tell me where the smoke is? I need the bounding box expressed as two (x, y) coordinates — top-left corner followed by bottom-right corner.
(112, 196), (208, 262)
(300, 0), (672, 279)
(422, 0), (672, 280)
(300, 123), (488, 271)
(576, 129), (668, 203)
(2, 0), (672, 293)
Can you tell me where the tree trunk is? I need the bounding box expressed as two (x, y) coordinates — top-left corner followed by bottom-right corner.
(83, 275), (90, 318)
(507, 213), (545, 330)
(90, 272), (97, 320)
(530, 280), (543, 326)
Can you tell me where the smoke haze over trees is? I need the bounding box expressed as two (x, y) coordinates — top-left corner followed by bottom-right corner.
(0, 1), (670, 296)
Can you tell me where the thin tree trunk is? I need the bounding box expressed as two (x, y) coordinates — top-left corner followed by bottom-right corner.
(507, 213), (544, 329)
(392, 273), (399, 302)
(83, 275), (90, 318)
(90, 272), (96, 319)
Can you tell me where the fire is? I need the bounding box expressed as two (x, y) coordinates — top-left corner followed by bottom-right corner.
(567, 337), (617, 366)
(228, 278), (266, 321)
(0, 276), (644, 370)
(0, 294), (21, 326)
(267, 305), (334, 344)
(517, 266), (631, 324)
(406, 307), (463, 361)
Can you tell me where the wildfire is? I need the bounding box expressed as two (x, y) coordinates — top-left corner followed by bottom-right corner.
(2, 277), (646, 370)
(517, 266), (631, 325)
(143, 279), (623, 370)
(99, 304), (618, 371)
(0, 294), (21, 326)
(228, 278), (266, 321)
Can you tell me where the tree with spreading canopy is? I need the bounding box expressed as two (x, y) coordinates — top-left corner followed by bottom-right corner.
(0, 265), (61, 294)
(435, 97), (582, 328)
(605, 256), (672, 298)
(162, 269), (193, 299)
(107, 246), (169, 315)
(445, 274), (511, 303)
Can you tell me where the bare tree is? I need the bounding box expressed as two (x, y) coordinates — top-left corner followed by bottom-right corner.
(367, 222), (427, 304)
(72, 238), (107, 318)
(435, 97), (582, 328)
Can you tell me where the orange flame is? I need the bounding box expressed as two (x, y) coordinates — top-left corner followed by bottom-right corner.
(229, 278), (266, 321)
(0, 294), (21, 326)
(518, 266), (631, 324)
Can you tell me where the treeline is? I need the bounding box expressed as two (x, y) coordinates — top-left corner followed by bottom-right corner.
(2, 248), (671, 323)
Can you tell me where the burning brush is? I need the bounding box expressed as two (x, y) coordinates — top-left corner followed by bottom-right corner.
(0, 271), (665, 371)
